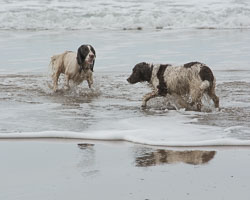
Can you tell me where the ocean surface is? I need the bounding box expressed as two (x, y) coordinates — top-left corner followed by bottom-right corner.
(0, 0), (250, 146)
(1, 0), (250, 30)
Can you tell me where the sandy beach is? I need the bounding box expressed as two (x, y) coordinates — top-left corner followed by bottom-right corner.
(1, 140), (250, 200)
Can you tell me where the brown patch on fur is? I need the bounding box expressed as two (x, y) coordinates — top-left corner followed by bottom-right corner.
(199, 65), (214, 89)
(141, 63), (153, 82)
(127, 62), (152, 83)
(157, 64), (170, 96)
(183, 61), (202, 68)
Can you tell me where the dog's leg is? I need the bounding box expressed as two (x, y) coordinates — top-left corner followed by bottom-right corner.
(208, 86), (220, 109)
(196, 97), (202, 112)
(190, 87), (203, 111)
(190, 80), (212, 111)
(142, 90), (159, 108)
(87, 73), (93, 89)
(53, 71), (60, 92)
(64, 75), (70, 90)
(171, 93), (189, 109)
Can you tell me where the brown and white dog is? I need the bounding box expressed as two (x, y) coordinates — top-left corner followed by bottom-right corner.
(50, 45), (96, 92)
(127, 62), (219, 111)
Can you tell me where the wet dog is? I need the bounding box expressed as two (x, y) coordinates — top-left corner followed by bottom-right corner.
(127, 62), (219, 111)
(50, 44), (96, 92)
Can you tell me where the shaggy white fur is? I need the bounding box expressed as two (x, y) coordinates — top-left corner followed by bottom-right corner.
(50, 45), (95, 92)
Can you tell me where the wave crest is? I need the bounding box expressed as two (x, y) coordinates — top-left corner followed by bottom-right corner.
(1, 0), (250, 30)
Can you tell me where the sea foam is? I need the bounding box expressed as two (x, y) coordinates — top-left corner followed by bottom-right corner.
(1, 114), (250, 147)
(0, 0), (250, 30)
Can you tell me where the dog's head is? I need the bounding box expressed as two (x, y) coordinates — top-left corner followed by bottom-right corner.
(77, 45), (96, 71)
(127, 62), (152, 84)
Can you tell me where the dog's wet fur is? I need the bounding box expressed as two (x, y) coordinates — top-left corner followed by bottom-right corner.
(127, 62), (219, 111)
(50, 44), (96, 92)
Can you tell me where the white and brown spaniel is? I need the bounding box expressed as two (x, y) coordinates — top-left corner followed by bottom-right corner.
(50, 44), (96, 92)
(127, 62), (219, 111)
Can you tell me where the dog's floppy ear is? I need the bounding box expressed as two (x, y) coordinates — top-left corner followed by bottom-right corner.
(89, 45), (96, 57)
(90, 60), (95, 72)
(89, 45), (96, 72)
(77, 45), (85, 68)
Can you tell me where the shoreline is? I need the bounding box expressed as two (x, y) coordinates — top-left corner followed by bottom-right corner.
(0, 137), (250, 150)
(1, 137), (250, 148)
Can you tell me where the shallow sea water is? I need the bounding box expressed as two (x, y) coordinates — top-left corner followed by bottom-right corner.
(0, 29), (250, 146)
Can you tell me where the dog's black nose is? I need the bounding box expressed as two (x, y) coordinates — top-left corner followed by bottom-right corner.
(89, 54), (95, 59)
(127, 78), (130, 83)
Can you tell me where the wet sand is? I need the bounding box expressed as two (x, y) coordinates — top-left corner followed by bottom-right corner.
(1, 140), (250, 200)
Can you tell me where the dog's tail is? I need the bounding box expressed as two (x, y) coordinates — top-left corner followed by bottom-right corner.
(47, 52), (68, 90)
(200, 80), (210, 91)
(50, 53), (63, 71)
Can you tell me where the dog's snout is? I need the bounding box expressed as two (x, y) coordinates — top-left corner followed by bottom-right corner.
(89, 54), (95, 59)
(127, 77), (131, 83)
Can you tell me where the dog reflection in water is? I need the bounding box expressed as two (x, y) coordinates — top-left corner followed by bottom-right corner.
(135, 149), (216, 167)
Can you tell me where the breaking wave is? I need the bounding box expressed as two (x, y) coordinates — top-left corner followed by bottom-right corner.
(1, 0), (250, 30)
(1, 117), (250, 147)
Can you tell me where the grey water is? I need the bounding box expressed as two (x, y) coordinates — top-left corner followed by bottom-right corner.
(0, 29), (249, 145)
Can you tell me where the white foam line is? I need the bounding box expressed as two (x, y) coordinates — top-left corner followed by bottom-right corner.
(129, 138), (250, 147)
(1, 130), (250, 147)
(0, 131), (124, 140)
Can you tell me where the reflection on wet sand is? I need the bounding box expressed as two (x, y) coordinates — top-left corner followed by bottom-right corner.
(77, 143), (99, 177)
(76, 144), (216, 169)
(135, 149), (216, 167)
(78, 143), (95, 149)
